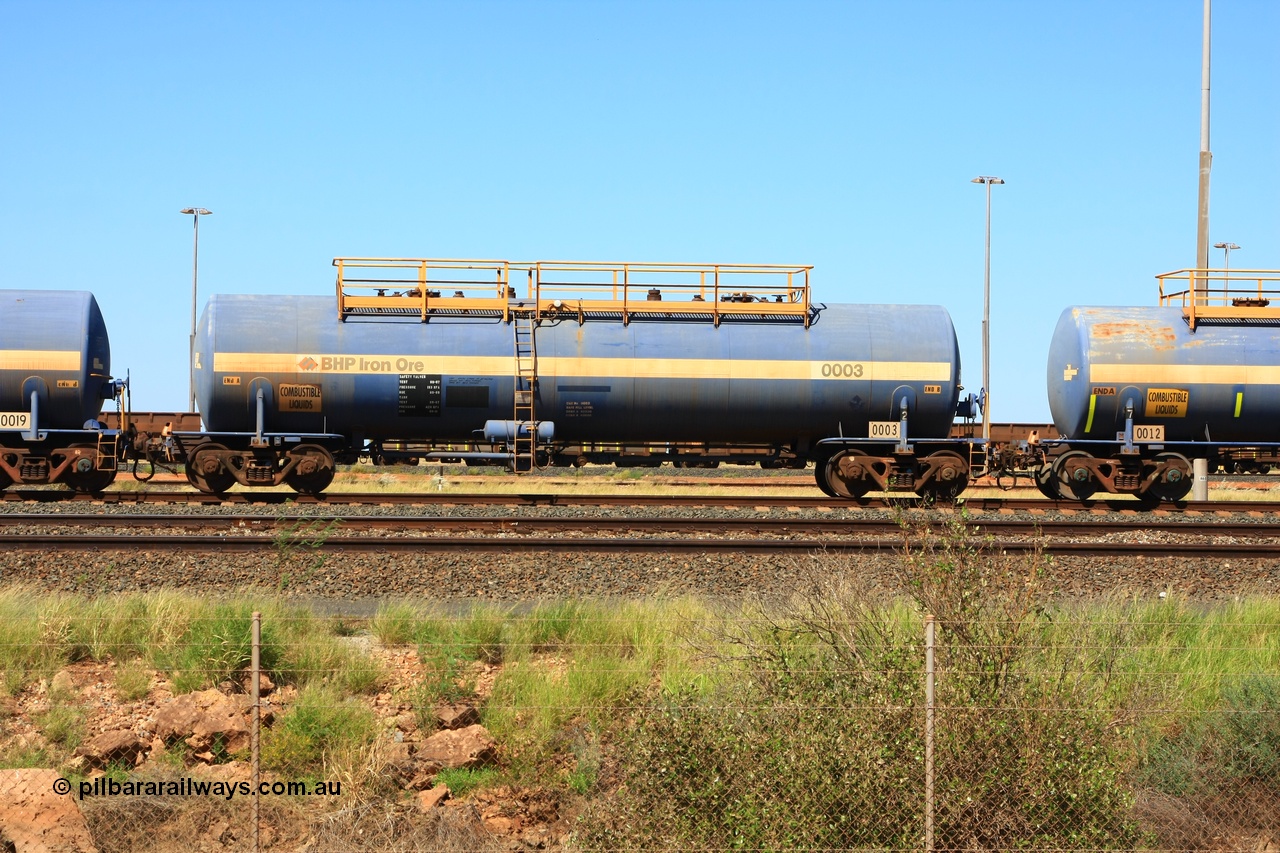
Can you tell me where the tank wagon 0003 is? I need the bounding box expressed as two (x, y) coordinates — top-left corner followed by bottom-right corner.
(1041, 267), (1280, 504)
(182, 257), (980, 497)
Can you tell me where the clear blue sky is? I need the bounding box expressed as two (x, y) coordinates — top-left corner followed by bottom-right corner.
(2, 0), (1276, 420)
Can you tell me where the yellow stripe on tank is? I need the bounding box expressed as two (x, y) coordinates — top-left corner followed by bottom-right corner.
(1090, 363), (1280, 385)
(211, 353), (953, 382)
(0, 350), (81, 371)
(212, 353), (513, 375)
(1085, 394), (1097, 433)
(1235, 391), (1243, 417)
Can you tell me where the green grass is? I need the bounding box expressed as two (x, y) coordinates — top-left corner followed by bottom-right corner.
(369, 596), (716, 780)
(0, 587), (383, 697)
(2, 581), (1277, 843)
(260, 684), (378, 780)
(35, 702), (86, 749)
(0, 740), (56, 769)
(1042, 594), (1280, 714)
(113, 658), (153, 701)
(434, 766), (499, 797)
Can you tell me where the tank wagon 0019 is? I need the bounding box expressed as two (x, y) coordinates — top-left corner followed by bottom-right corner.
(184, 258), (978, 497)
(0, 290), (125, 491)
(1041, 268), (1280, 503)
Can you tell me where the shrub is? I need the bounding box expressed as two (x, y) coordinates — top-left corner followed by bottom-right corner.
(113, 658), (153, 702)
(36, 703), (86, 750)
(370, 603), (420, 646)
(149, 602), (281, 693)
(576, 516), (1148, 850)
(261, 685), (377, 780)
(1137, 673), (1280, 798)
(1215, 675), (1280, 782)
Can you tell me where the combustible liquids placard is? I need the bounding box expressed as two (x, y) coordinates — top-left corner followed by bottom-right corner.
(278, 384), (323, 413)
(1144, 388), (1188, 417)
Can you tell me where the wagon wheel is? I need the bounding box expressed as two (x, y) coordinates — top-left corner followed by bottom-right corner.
(916, 450), (968, 501)
(61, 444), (116, 493)
(1052, 450), (1097, 502)
(185, 443), (236, 494)
(1033, 462), (1060, 500)
(1145, 451), (1193, 503)
(1130, 491), (1163, 510)
(283, 444), (336, 494)
(823, 449), (872, 499)
(813, 457), (837, 497)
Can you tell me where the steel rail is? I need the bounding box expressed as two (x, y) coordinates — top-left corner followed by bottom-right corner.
(6, 488), (1280, 515)
(4, 513), (1280, 540)
(2, 532), (1278, 558)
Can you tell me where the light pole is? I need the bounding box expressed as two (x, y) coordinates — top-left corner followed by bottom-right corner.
(181, 207), (212, 413)
(1213, 242), (1239, 299)
(1213, 241), (1239, 270)
(971, 177), (1003, 453)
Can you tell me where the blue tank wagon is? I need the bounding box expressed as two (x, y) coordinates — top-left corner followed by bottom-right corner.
(1043, 268), (1280, 502)
(0, 290), (123, 491)
(189, 258), (974, 497)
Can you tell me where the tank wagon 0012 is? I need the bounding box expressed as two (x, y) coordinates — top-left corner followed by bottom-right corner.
(0, 290), (126, 491)
(184, 257), (979, 498)
(1042, 268), (1280, 504)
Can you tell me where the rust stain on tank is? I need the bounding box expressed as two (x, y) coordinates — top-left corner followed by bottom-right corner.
(1089, 321), (1179, 350)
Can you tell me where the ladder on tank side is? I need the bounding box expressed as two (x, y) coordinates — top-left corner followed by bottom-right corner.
(95, 380), (130, 472)
(96, 432), (119, 472)
(512, 309), (539, 472)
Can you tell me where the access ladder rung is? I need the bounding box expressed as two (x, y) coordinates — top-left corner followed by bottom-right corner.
(97, 435), (118, 471)
(512, 311), (538, 472)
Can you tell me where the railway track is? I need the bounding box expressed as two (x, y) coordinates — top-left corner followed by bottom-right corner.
(3, 512), (1278, 536)
(5, 487), (1280, 515)
(5, 513), (1278, 559)
(6, 534), (1272, 558)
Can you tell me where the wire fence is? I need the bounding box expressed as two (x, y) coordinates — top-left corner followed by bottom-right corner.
(0, 596), (1277, 852)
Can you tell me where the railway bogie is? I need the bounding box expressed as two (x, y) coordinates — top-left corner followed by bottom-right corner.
(173, 436), (342, 494)
(815, 442), (973, 500)
(0, 439), (118, 492)
(1032, 446), (1192, 504)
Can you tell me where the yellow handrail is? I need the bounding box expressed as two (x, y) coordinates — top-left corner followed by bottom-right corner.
(1157, 268), (1280, 304)
(333, 257), (814, 324)
(1156, 269), (1280, 330)
(334, 258), (513, 320)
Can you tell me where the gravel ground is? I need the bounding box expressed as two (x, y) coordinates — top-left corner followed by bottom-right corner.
(1, 499), (1277, 603)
